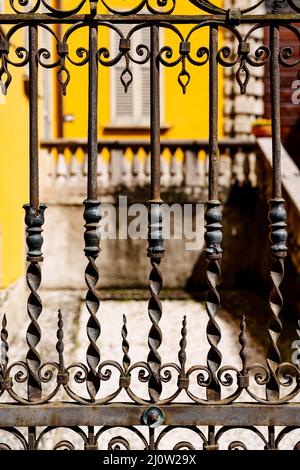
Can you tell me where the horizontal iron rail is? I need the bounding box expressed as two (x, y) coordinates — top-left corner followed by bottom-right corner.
(0, 14), (299, 24)
(1, 403), (300, 427)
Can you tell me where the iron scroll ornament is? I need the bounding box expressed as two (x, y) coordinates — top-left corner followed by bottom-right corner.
(5, 0), (300, 15)
(2, 309), (300, 405)
(1, 22), (299, 99)
(1, 425), (300, 450)
(0, 22), (299, 97)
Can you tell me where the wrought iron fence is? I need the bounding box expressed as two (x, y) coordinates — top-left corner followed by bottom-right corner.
(0, 0), (300, 450)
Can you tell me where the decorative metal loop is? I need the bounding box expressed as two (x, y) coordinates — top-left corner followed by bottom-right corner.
(100, 0), (175, 15)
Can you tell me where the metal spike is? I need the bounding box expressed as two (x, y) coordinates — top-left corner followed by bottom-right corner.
(239, 315), (247, 375)
(122, 314), (131, 374)
(56, 310), (65, 371)
(1, 314), (8, 372)
(178, 316), (187, 374)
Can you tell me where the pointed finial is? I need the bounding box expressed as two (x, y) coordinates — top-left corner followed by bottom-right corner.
(239, 315), (247, 373)
(1, 314), (8, 370)
(178, 316), (189, 390)
(120, 315), (131, 388)
(122, 315), (130, 373)
(56, 310), (69, 385)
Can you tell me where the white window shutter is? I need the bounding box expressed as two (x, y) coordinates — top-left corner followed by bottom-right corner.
(110, 24), (162, 126)
(140, 67), (150, 123)
(139, 27), (151, 124)
(111, 25), (134, 125)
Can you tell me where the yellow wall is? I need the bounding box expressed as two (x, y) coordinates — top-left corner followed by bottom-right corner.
(0, 7), (29, 287)
(0, 2), (223, 288)
(62, 1), (224, 141)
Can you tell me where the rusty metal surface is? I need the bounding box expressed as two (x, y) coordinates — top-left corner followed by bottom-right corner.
(0, 0), (300, 450)
(1, 403), (300, 428)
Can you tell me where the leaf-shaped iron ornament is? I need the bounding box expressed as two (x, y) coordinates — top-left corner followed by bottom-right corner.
(0, 38), (12, 95)
(236, 42), (250, 95)
(120, 63), (133, 93)
(178, 65), (190, 94)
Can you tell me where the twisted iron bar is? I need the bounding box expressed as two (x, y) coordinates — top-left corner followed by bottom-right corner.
(205, 201), (223, 402)
(56, 310), (65, 372)
(119, 314), (131, 389)
(83, 200), (101, 401)
(176, 316), (189, 392)
(122, 315), (131, 376)
(147, 204), (164, 403)
(178, 316), (187, 376)
(147, 257), (163, 402)
(1, 315), (8, 372)
(0, 315), (10, 392)
(23, 203), (46, 402)
(266, 198), (288, 401)
(239, 315), (248, 375)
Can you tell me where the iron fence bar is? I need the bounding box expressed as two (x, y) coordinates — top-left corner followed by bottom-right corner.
(28, 426), (36, 450)
(150, 25), (161, 202)
(208, 25), (219, 202)
(270, 25), (282, 201)
(205, 24), (223, 402)
(147, 23), (164, 403)
(29, 25), (39, 211)
(205, 425), (218, 451)
(266, 24), (288, 402)
(87, 23), (98, 202)
(268, 425), (276, 450)
(149, 427), (155, 451)
(85, 426), (97, 450)
(83, 20), (101, 402)
(23, 24), (47, 402)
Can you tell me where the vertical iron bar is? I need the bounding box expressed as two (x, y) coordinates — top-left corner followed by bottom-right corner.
(24, 25), (47, 402)
(85, 426), (98, 450)
(205, 25), (222, 402)
(208, 25), (218, 202)
(28, 427), (36, 450)
(55, 0), (64, 138)
(267, 426), (276, 450)
(87, 24), (98, 201)
(84, 22), (101, 402)
(266, 25), (288, 401)
(149, 427), (155, 451)
(147, 24), (164, 403)
(270, 26), (281, 200)
(150, 25), (161, 202)
(29, 25), (39, 211)
(204, 425), (219, 451)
